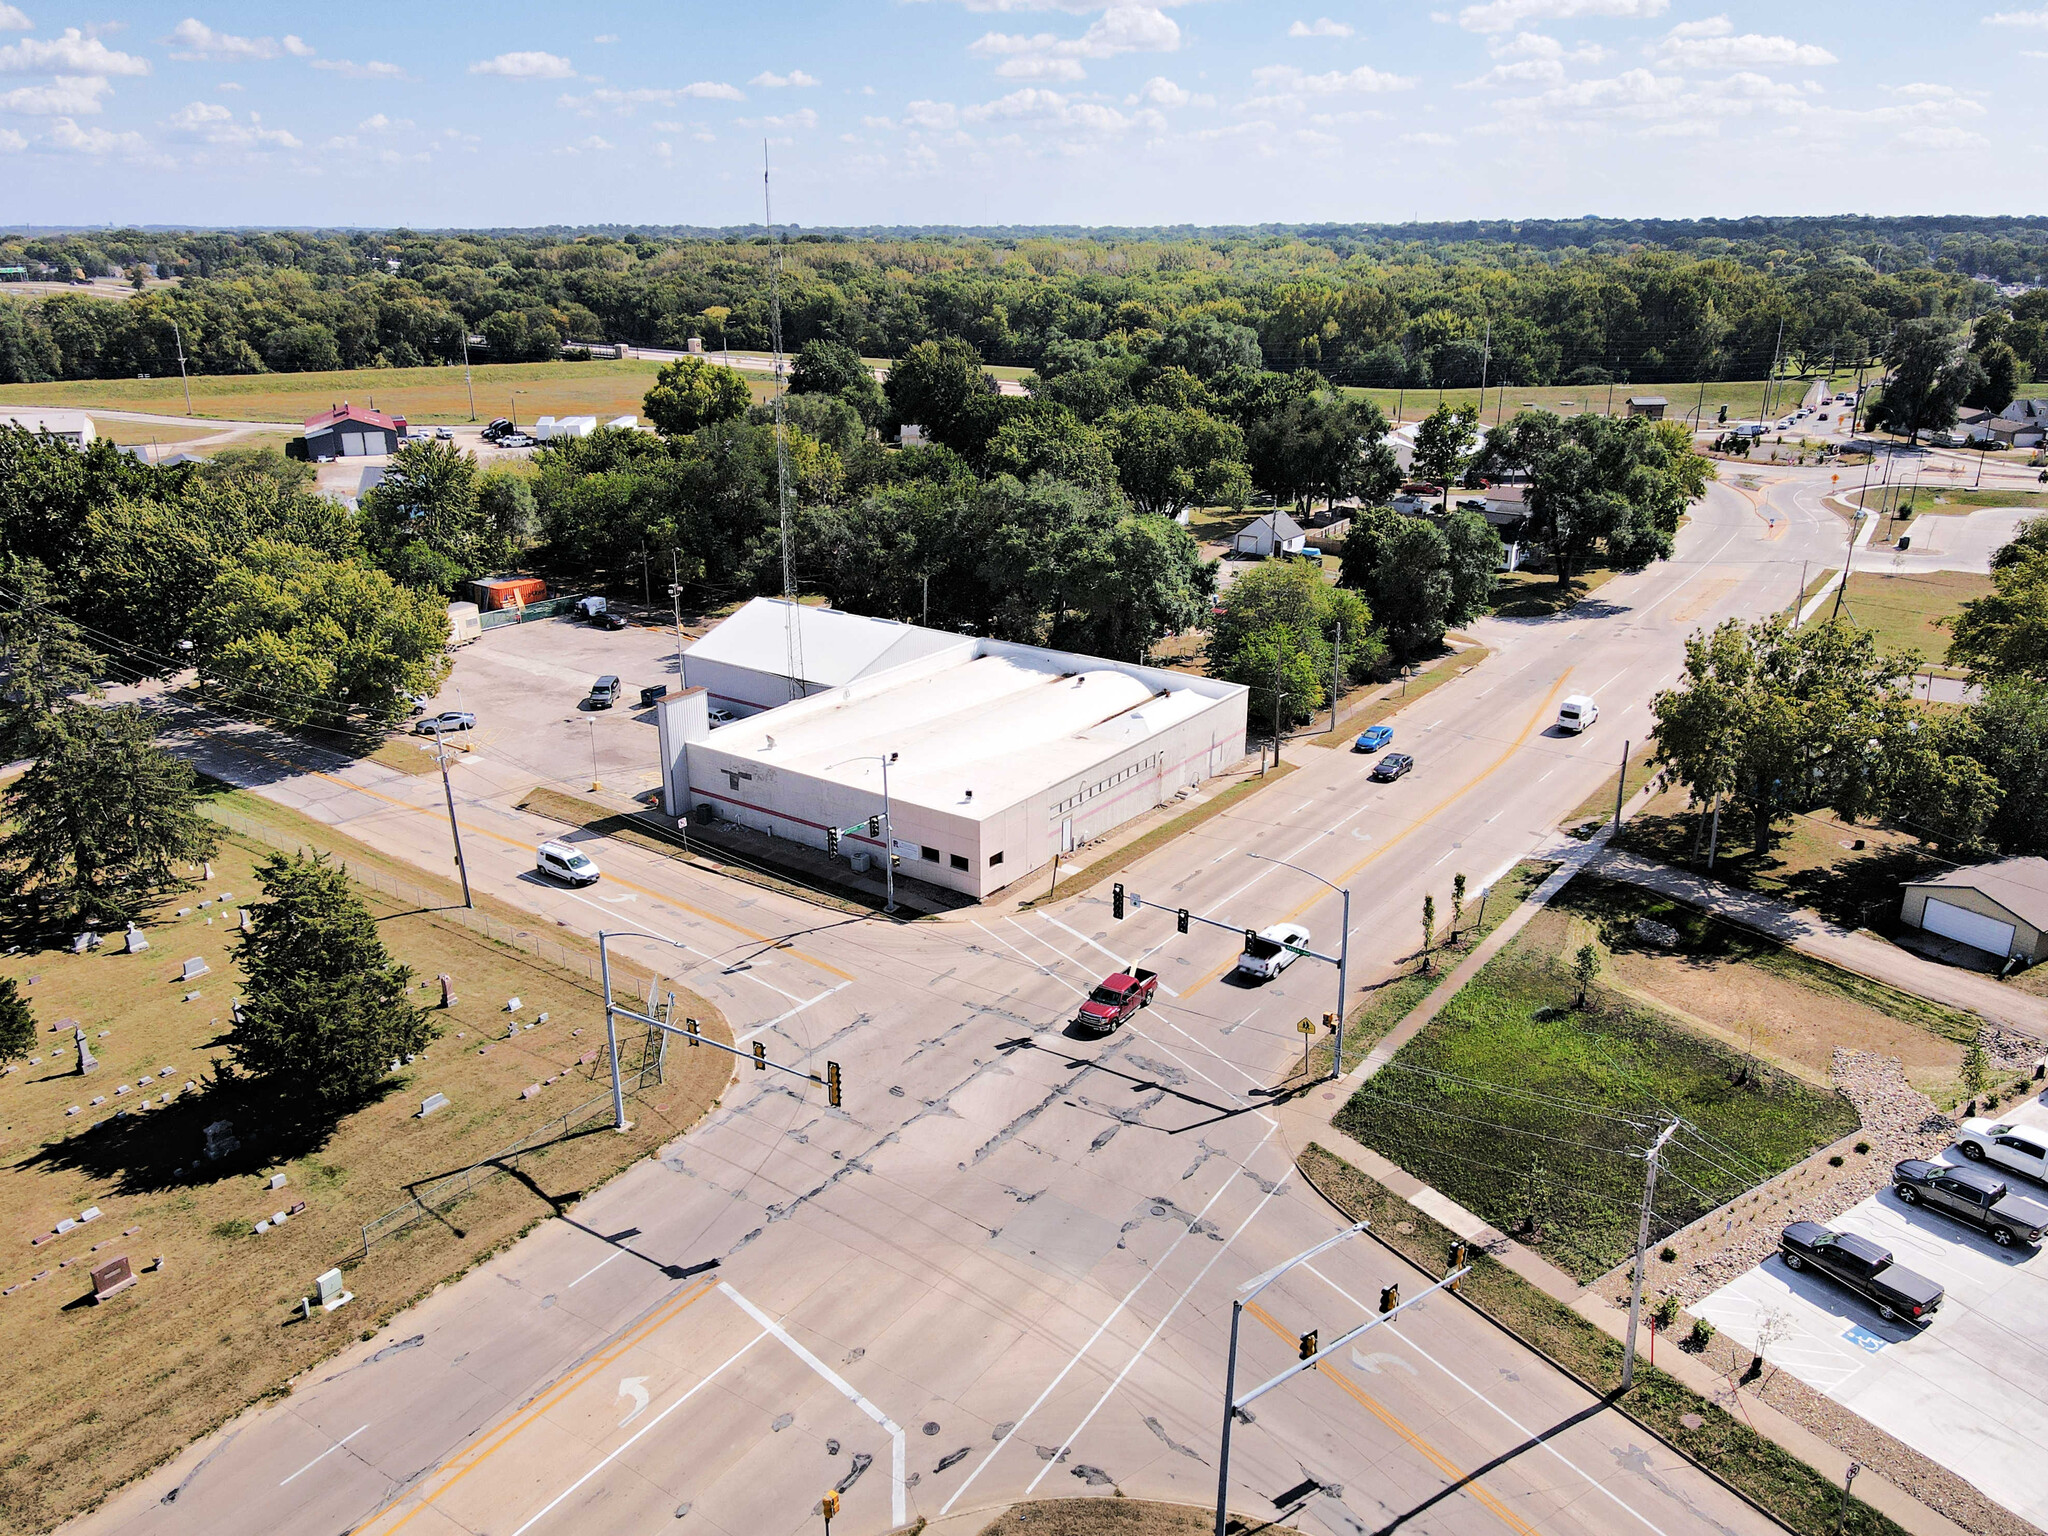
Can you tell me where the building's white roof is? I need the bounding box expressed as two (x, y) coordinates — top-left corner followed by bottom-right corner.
(1, 409), (93, 437)
(689, 599), (967, 690)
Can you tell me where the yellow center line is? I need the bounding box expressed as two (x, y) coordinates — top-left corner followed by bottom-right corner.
(193, 727), (854, 982)
(354, 1279), (719, 1535)
(1244, 1302), (1543, 1536)
(1177, 669), (1572, 1001)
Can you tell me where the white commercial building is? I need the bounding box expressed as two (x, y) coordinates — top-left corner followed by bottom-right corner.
(0, 409), (95, 447)
(657, 599), (1248, 899)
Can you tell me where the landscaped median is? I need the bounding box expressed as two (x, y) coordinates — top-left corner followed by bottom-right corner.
(1298, 1145), (1912, 1536)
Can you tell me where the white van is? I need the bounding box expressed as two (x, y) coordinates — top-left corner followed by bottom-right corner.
(1558, 694), (1598, 733)
(535, 841), (600, 886)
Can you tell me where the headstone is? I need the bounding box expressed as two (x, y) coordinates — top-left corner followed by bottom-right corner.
(79, 1207), (99, 1222)
(204, 861), (214, 881)
(183, 991), (201, 1002)
(125, 928), (148, 954)
(269, 1173), (287, 1190)
(199, 899), (212, 909)
(54, 1218), (76, 1235)
(73, 933), (91, 954)
(239, 910), (252, 934)
(231, 1000), (246, 1024)
(177, 908), (191, 918)
(218, 892), (231, 903)
(506, 1021), (519, 1040)
(271, 1210), (287, 1225)
(505, 997), (522, 1013)
(158, 1066), (173, 1077)
(288, 1201), (305, 1215)
(89, 1255), (136, 1303)
(65, 1105), (79, 1116)
(76, 1031), (97, 1075)
(536, 1012), (549, 1025)
(89, 1095), (104, 1106)
(314, 1268), (352, 1311)
(254, 1221), (270, 1235)
(115, 1084), (129, 1096)
(204, 1119), (239, 1160)
(438, 974), (455, 1009)
(419, 1092), (449, 1117)
(522, 1084), (541, 1100)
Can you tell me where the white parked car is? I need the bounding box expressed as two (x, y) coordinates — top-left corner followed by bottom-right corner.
(1957, 1117), (2048, 1185)
(1235, 922), (1311, 982)
(535, 841), (601, 887)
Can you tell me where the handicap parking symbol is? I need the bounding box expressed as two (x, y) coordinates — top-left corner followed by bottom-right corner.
(1842, 1324), (1886, 1354)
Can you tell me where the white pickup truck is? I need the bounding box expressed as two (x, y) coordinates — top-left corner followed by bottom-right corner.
(1235, 923), (1311, 982)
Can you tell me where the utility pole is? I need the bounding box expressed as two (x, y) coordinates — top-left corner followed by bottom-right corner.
(1829, 491), (1863, 624)
(1271, 646), (1284, 767)
(1622, 1121), (1682, 1390)
(670, 552), (688, 692)
(1477, 315), (1491, 403)
(880, 750), (897, 914)
(1613, 738), (1630, 830)
(1328, 621), (1341, 735)
(460, 328), (476, 420)
(1790, 558), (1809, 626)
(170, 319), (192, 415)
(433, 727), (473, 909)
(1759, 317), (1785, 432)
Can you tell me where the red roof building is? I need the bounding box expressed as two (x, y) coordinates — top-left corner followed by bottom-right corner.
(303, 401), (407, 458)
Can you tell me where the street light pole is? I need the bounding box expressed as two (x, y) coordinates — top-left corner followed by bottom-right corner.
(460, 329), (476, 421)
(433, 726), (473, 908)
(170, 319), (193, 415)
(828, 751), (901, 914)
(1622, 1120), (1682, 1390)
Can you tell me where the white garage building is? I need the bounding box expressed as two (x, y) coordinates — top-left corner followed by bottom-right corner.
(657, 599), (1248, 899)
(1901, 858), (2048, 965)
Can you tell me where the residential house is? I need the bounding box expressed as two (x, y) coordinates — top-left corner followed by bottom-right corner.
(1232, 509), (1307, 559)
(1624, 396), (1668, 420)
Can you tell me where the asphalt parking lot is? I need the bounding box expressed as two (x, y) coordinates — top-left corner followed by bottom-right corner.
(420, 614), (689, 801)
(1693, 1094), (2048, 1528)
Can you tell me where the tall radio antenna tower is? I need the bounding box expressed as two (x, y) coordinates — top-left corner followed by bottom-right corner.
(764, 142), (804, 701)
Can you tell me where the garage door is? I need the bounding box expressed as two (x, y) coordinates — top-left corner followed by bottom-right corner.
(341, 432), (366, 456)
(1922, 897), (2014, 956)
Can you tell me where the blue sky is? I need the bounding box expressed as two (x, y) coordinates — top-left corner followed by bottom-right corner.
(2, 1), (2043, 228)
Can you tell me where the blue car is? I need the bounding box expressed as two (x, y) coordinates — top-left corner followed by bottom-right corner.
(1353, 725), (1393, 753)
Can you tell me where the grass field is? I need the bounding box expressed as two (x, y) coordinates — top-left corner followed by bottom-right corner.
(1827, 570), (1990, 674)
(0, 358), (778, 427)
(1334, 910), (1858, 1281)
(82, 418), (223, 447)
(1342, 378), (1834, 426)
(0, 785), (734, 1535)
(1851, 485), (2048, 516)
(1490, 563), (1621, 618)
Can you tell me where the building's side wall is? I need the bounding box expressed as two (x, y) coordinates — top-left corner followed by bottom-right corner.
(1901, 884), (2047, 959)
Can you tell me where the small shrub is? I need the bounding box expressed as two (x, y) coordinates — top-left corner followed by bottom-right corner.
(1650, 1294), (1681, 1331)
(1986, 1094), (2002, 1110)
(1658, 1245), (1677, 1263)
(1827, 1154), (1844, 1167)
(1685, 1318), (1716, 1352)
(1853, 1141), (1870, 1155)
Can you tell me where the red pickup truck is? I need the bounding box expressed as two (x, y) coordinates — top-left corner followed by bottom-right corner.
(1074, 968), (1159, 1033)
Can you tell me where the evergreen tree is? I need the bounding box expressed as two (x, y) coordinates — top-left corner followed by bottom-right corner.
(0, 975), (34, 1067)
(229, 851), (434, 1107)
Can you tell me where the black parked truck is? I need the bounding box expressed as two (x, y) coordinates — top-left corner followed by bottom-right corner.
(1893, 1159), (2048, 1247)
(1779, 1221), (1944, 1325)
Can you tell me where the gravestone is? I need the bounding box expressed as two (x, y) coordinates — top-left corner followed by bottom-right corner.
(72, 933), (91, 954)
(438, 974), (455, 1008)
(254, 1221), (269, 1235)
(268, 1173), (287, 1190)
(125, 926), (148, 954)
(271, 1210), (287, 1225)
(314, 1267), (352, 1311)
(177, 908), (191, 918)
(182, 991), (201, 1002)
(239, 909), (252, 933)
(203, 1119), (239, 1160)
(79, 1207), (99, 1222)
(288, 1201), (305, 1215)
(521, 1084), (541, 1100)
(204, 861), (214, 881)
(89, 1255), (135, 1303)
(75, 1029), (97, 1076)
(505, 996), (522, 1013)
(419, 1092), (449, 1117)
(54, 1218), (76, 1235)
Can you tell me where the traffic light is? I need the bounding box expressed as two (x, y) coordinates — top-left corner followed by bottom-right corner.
(753, 1041), (767, 1071)
(1447, 1240), (1468, 1292)
(1177, 908), (1189, 934)
(1113, 882), (1125, 920)
(822, 1488), (840, 1529)
(826, 1060), (842, 1108)
(827, 826), (840, 854)
(1379, 1283), (1400, 1315)
(1298, 1329), (1318, 1361)
(1244, 929), (1257, 950)
(1323, 1012), (1335, 1033)
(867, 814), (881, 838)
(686, 1016), (700, 1048)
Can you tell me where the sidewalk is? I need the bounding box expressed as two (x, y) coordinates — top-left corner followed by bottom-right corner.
(1589, 848), (2048, 1039)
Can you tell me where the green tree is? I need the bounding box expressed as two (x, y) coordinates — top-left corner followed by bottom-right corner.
(983, 400), (1118, 496)
(1573, 943), (1599, 1008)
(1949, 518), (2048, 683)
(0, 704), (217, 922)
(1246, 392), (1398, 514)
(1340, 507), (1453, 657)
(790, 338), (885, 425)
(1443, 507), (1504, 622)
(1488, 410), (1702, 587)
(1966, 340), (2021, 416)
(0, 975), (35, 1067)
(642, 355), (753, 438)
(1207, 559), (1380, 727)
(1105, 404), (1251, 520)
(1875, 319), (1983, 444)
(194, 445), (317, 492)
(1422, 893), (1437, 969)
(361, 438), (506, 589)
(477, 468), (537, 550)
(1411, 403), (1480, 507)
(197, 539), (452, 730)
(229, 850), (435, 1107)
(885, 337), (1004, 458)
(1973, 679), (2048, 853)
(0, 555), (102, 755)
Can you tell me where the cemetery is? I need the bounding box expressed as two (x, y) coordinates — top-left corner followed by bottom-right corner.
(0, 789), (735, 1536)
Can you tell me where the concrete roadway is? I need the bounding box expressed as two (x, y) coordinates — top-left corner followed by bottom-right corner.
(72, 468), (1851, 1536)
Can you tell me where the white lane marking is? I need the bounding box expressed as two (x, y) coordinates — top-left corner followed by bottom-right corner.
(1535, 769), (1554, 784)
(1210, 846), (1239, 865)
(1040, 913), (1182, 998)
(508, 1331), (768, 1536)
(1303, 1262), (1674, 1536)
(719, 1282), (908, 1528)
(567, 1250), (624, 1289)
(1296, 799), (1315, 813)
(939, 1120), (1277, 1517)
(1205, 801), (1376, 916)
(598, 892), (637, 904)
(278, 1424), (368, 1486)
(973, 921), (1081, 993)
(1430, 850), (1454, 867)
(1650, 525), (1743, 610)
(617, 1376), (650, 1427)
(1585, 666), (1629, 697)
(1024, 1158), (1300, 1494)
(736, 981), (853, 1044)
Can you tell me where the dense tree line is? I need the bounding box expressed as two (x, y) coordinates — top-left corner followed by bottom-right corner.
(3, 217), (2037, 390)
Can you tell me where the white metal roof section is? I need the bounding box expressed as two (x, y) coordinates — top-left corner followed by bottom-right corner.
(687, 598), (966, 689)
(715, 652), (1187, 818)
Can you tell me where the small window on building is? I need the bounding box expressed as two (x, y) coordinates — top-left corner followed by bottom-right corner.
(920, 845), (939, 862)
(989, 851), (1004, 866)
(950, 853), (969, 871)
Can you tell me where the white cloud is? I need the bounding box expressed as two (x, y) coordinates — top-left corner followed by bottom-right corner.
(1127, 74), (1195, 106)
(558, 81), (742, 113)
(1458, 0), (1667, 32)
(166, 98), (299, 147)
(969, 4), (1179, 79)
(573, 133), (611, 150)
(0, 73), (109, 112)
(164, 19), (309, 62)
(1399, 129), (1456, 144)
(593, 33), (619, 43)
(0, 28), (148, 75)
(903, 98), (960, 128)
(358, 112), (414, 131)
(955, 85), (1161, 133)
(1666, 14), (1732, 38)
(215, 80), (240, 90)
(1289, 17), (1353, 36)
(39, 114), (147, 153)
(311, 58), (408, 80)
(0, 126), (23, 149)
(1461, 57), (1565, 87)
(0, 4), (29, 29)
(1487, 29), (1607, 61)
(1655, 32), (1836, 67)
(749, 68), (819, 87)
(1984, 7), (2048, 25)
(1905, 124), (1990, 149)
(468, 50), (576, 79)
(1249, 61), (1417, 94)
(741, 106), (818, 130)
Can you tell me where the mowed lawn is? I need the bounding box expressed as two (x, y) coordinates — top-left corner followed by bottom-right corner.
(1831, 570), (1992, 676)
(0, 357), (776, 427)
(1335, 908), (1858, 1282)
(0, 788), (735, 1535)
(1343, 378), (1811, 425)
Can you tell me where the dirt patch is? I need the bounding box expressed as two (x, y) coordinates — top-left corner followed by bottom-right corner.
(977, 1498), (1275, 1536)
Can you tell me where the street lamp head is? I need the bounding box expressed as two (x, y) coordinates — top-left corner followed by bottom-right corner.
(888, 751), (899, 763)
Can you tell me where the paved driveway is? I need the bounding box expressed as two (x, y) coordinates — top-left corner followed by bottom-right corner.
(1692, 1095), (2048, 1529)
